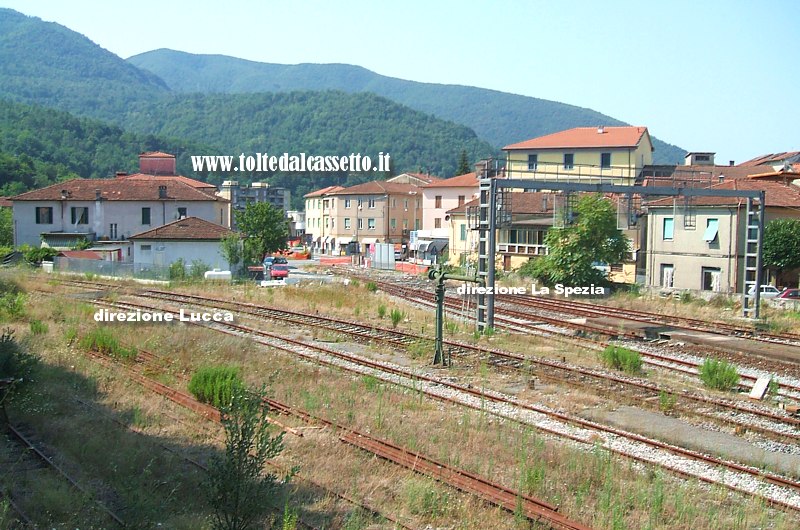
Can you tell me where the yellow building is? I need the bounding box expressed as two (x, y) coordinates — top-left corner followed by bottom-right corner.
(503, 126), (654, 185)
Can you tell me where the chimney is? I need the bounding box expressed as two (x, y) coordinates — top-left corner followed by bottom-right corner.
(139, 152), (177, 176)
(158, 185), (167, 199)
(95, 189), (102, 200)
(729, 160), (735, 166)
(61, 189), (69, 199)
(597, 126), (605, 134)
(718, 175), (725, 183)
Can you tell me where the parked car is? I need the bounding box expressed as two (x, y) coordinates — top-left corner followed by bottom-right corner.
(747, 284), (783, 298)
(777, 288), (800, 299)
(262, 256), (275, 268)
(273, 256), (288, 265)
(267, 264), (289, 280)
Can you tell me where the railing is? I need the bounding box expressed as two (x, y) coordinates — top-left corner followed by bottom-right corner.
(497, 243), (548, 256)
(508, 161), (639, 183)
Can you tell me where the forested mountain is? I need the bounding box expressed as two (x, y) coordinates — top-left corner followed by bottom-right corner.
(128, 49), (687, 164)
(0, 9), (168, 122)
(0, 100), (214, 196)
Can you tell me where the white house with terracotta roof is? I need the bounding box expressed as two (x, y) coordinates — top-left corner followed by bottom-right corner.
(12, 172), (228, 249)
(645, 177), (800, 293)
(503, 126), (654, 184)
(129, 216), (237, 271)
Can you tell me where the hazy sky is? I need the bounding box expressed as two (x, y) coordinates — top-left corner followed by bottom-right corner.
(2, 0), (797, 164)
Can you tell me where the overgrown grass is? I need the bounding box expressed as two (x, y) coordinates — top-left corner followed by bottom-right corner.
(699, 358), (740, 391)
(377, 304), (387, 319)
(188, 365), (244, 408)
(29, 319), (49, 335)
(599, 345), (642, 374)
(390, 308), (404, 329)
(365, 281), (377, 293)
(79, 327), (138, 360)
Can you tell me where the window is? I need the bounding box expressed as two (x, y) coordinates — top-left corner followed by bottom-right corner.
(358, 218), (364, 230)
(600, 152), (611, 169)
(702, 267), (722, 291)
(368, 198), (376, 209)
(141, 244), (152, 252)
(610, 263), (623, 273)
(435, 195), (442, 208)
(142, 207), (151, 225)
(403, 219), (408, 229)
(458, 195), (465, 207)
(323, 199), (329, 209)
(344, 199), (351, 209)
(663, 217), (674, 240)
(703, 218), (719, 242)
(344, 218), (351, 230)
(404, 199), (409, 210)
(528, 154), (538, 171)
(435, 218), (442, 229)
(460, 224), (467, 241)
(564, 153), (574, 170)
(415, 219), (420, 230)
(392, 198), (397, 208)
(367, 218), (375, 230)
(661, 264), (674, 288)
(71, 207), (88, 225)
(177, 207), (187, 218)
(110, 223), (118, 239)
(357, 198), (363, 208)
(390, 218), (396, 229)
(35, 207), (53, 224)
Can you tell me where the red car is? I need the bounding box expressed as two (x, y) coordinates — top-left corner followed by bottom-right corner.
(777, 288), (800, 299)
(267, 264), (289, 280)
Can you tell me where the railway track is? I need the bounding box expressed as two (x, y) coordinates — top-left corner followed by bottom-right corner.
(78, 309), (582, 530)
(122, 287), (800, 445)
(82, 295), (800, 513)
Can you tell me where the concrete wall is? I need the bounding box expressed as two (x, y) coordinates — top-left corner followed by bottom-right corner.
(133, 239), (230, 270)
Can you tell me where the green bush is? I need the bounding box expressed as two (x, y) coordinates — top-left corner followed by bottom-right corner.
(21, 245), (58, 265)
(366, 281), (377, 293)
(0, 328), (36, 384)
(600, 345), (642, 374)
(169, 258), (187, 281)
(189, 259), (210, 280)
(79, 327), (137, 360)
(377, 304), (387, 319)
(699, 358), (740, 391)
(188, 365), (245, 408)
(29, 320), (48, 335)
(390, 308), (404, 329)
(0, 292), (26, 321)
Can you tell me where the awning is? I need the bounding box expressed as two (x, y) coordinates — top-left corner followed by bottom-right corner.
(339, 237), (353, 244)
(703, 219), (719, 242)
(416, 241), (430, 252)
(427, 240), (449, 255)
(362, 237), (378, 245)
(323, 236), (330, 244)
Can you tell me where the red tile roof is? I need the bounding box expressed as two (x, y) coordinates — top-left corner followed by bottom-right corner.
(0, 197), (12, 208)
(403, 172), (442, 183)
(11, 179), (228, 202)
(57, 250), (103, 260)
(448, 192), (555, 215)
(119, 173), (217, 190)
(646, 179), (800, 208)
(139, 151), (175, 159)
(504, 126), (650, 150)
(423, 172), (478, 188)
(328, 181), (420, 195)
(129, 217), (235, 240)
(304, 185), (345, 198)
(737, 152), (800, 167)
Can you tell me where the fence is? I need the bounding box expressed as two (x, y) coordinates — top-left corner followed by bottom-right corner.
(54, 257), (170, 281)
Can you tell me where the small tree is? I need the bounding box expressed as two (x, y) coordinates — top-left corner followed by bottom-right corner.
(235, 203), (289, 264)
(525, 194), (629, 286)
(763, 218), (800, 285)
(220, 234), (243, 273)
(456, 149), (470, 176)
(206, 387), (295, 530)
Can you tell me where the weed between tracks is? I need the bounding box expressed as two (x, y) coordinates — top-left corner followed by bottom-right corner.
(10, 271), (800, 529)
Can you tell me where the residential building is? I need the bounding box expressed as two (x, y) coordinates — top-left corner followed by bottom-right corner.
(503, 126), (654, 184)
(218, 180), (291, 227)
(303, 185), (344, 250)
(446, 192), (555, 270)
(12, 177), (229, 250)
(286, 210), (306, 241)
(129, 216), (237, 271)
(421, 172), (479, 235)
(645, 177), (800, 293)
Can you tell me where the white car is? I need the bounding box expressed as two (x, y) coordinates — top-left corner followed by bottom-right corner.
(747, 284), (783, 298)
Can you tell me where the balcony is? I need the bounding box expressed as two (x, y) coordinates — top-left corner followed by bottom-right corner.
(498, 243), (548, 256)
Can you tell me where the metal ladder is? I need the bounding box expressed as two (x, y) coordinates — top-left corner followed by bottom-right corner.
(742, 197), (763, 319)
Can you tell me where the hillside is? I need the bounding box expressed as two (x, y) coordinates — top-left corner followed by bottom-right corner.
(128, 49), (686, 164)
(0, 99), (216, 196)
(121, 91), (497, 201)
(0, 9), (168, 122)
